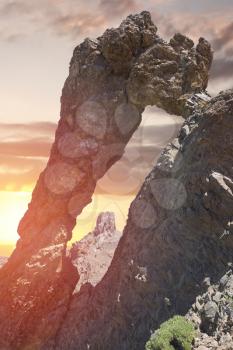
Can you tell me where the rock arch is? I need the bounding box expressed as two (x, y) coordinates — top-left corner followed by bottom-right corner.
(0, 11), (214, 349)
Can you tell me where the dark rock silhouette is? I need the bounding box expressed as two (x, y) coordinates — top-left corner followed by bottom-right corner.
(0, 10), (231, 350)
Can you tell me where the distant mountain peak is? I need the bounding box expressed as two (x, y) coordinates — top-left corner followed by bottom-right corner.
(69, 211), (121, 293)
(93, 211), (116, 236)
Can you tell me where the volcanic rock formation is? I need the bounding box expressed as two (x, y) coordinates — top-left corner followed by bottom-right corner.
(0, 10), (231, 350)
(53, 88), (233, 350)
(70, 212), (121, 293)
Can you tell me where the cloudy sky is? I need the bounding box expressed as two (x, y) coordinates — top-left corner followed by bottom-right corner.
(0, 0), (233, 254)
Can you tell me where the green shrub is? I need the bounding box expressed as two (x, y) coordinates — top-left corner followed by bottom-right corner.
(145, 315), (195, 350)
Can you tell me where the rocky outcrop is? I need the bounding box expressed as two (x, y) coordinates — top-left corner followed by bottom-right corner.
(187, 267), (233, 350)
(54, 90), (233, 350)
(0, 10), (221, 350)
(146, 268), (233, 350)
(70, 212), (121, 293)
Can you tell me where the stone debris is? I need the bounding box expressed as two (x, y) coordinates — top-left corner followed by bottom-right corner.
(186, 268), (233, 349)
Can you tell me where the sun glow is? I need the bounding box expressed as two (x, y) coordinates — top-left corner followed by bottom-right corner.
(0, 189), (134, 256)
(0, 190), (31, 255)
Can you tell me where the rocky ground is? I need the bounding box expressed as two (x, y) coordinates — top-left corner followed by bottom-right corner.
(187, 267), (233, 350)
(69, 212), (121, 293)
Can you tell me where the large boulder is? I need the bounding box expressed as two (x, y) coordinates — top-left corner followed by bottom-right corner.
(0, 11), (215, 350)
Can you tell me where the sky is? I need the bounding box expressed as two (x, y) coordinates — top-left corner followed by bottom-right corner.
(0, 0), (233, 255)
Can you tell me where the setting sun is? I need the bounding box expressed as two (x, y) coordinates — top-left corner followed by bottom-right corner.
(0, 191), (31, 243)
(0, 189), (134, 255)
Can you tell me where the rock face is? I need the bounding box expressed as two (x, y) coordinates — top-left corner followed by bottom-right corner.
(187, 268), (233, 350)
(53, 89), (233, 350)
(70, 212), (121, 293)
(0, 10), (226, 350)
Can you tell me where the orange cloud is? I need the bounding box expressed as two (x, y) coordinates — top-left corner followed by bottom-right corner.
(0, 114), (182, 194)
(100, 0), (138, 17)
(212, 21), (233, 51)
(51, 13), (108, 38)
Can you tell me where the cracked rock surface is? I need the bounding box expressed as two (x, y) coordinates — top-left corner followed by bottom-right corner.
(0, 10), (228, 350)
(53, 89), (233, 350)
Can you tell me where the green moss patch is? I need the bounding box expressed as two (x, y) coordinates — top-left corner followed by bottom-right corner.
(145, 315), (195, 350)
